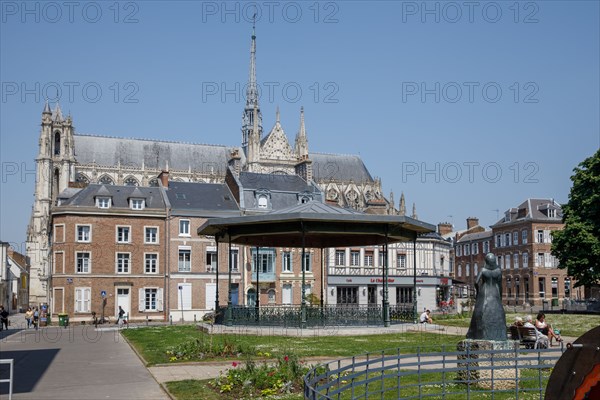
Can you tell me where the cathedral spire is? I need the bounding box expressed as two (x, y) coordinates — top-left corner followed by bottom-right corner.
(294, 106), (309, 159)
(43, 100), (51, 115)
(399, 192), (406, 216)
(241, 16), (262, 151)
(276, 106), (280, 124)
(411, 202), (418, 219)
(53, 102), (63, 122)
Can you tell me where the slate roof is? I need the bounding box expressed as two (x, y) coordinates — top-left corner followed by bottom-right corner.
(238, 171), (323, 212)
(166, 181), (239, 216)
(456, 230), (493, 243)
(310, 152), (374, 183)
(239, 172), (313, 192)
(269, 201), (362, 215)
(74, 134), (240, 172)
(492, 198), (562, 226)
(198, 200), (436, 248)
(59, 184), (166, 209)
(72, 135), (373, 185)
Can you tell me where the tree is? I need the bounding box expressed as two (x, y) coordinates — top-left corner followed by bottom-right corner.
(552, 149), (600, 288)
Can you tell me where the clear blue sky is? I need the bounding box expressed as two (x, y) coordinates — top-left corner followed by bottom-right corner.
(1, 1), (599, 250)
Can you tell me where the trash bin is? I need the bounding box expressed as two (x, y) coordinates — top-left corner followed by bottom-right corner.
(58, 313), (69, 327)
(551, 298), (559, 307)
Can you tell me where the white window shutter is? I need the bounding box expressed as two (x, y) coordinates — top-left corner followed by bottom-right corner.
(138, 288), (145, 311)
(75, 288), (81, 312)
(84, 288), (91, 312)
(157, 288), (164, 311)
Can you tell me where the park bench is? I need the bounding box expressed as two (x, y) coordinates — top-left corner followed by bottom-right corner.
(508, 325), (546, 349)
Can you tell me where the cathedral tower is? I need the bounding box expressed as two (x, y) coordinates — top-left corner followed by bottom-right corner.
(27, 102), (77, 304)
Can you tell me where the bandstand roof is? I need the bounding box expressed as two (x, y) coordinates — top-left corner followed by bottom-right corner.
(197, 201), (435, 248)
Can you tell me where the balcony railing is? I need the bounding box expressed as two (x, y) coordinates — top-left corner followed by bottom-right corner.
(250, 271), (276, 282)
(328, 266), (417, 277)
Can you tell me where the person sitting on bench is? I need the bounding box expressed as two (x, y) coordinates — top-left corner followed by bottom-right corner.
(524, 315), (548, 348)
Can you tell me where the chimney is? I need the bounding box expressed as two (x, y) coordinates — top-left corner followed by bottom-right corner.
(466, 217), (479, 230)
(437, 222), (453, 236)
(228, 149), (241, 178)
(158, 170), (169, 188)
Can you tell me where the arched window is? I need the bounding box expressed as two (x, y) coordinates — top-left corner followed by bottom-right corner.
(124, 176), (139, 186)
(99, 175), (114, 185)
(246, 288), (256, 307)
(267, 289), (276, 304)
(54, 132), (61, 155)
(76, 173), (90, 183)
(149, 178), (159, 187)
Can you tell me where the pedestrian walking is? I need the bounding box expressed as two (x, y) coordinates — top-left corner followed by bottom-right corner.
(33, 307), (39, 330)
(25, 307), (34, 329)
(116, 306), (125, 328)
(0, 306), (9, 330)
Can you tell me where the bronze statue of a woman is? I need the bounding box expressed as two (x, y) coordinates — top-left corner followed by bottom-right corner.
(466, 253), (507, 341)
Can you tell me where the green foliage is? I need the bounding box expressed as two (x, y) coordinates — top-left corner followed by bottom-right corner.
(210, 353), (310, 398)
(304, 293), (321, 306)
(552, 149), (600, 287)
(165, 335), (256, 362)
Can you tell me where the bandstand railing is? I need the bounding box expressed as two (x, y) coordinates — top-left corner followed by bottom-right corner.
(221, 304), (414, 327)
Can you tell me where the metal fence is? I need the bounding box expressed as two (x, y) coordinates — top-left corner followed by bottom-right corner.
(304, 344), (564, 399)
(218, 305), (414, 327)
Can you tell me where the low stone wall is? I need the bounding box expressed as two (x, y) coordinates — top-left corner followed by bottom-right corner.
(457, 339), (520, 390)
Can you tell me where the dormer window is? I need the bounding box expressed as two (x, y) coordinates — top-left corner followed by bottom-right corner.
(255, 189), (271, 210)
(258, 195), (268, 209)
(130, 198), (145, 210)
(547, 208), (556, 218)
(297, 191), (314, 204)
(96, 197), (111, 209)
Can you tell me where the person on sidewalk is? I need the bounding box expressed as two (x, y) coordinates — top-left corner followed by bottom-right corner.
(116, 306), (125, 328)
(0, 306), (9, 330)
(25, 307), (34, 329)
(33, 307), (39, 330)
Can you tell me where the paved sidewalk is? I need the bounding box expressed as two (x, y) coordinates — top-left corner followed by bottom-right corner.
(0, 313), (168, 400)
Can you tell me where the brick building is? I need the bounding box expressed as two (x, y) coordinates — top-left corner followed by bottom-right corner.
(162, 176), (241, 321)
(453, 217), (492, 297)
(491, 198), (577, 306)
(51, 185), (167, 322)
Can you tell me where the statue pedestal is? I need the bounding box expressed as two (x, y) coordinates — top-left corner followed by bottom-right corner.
(457, 339), (520, 390)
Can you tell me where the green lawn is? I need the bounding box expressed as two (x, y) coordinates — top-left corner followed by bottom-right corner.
(166, 368), (551, 400)
(165, 380), (303, 400)
(434, 312), (600, 337)
(122, 325), (464, 366)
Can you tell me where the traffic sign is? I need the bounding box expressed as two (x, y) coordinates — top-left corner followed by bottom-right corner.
(101, 290), (106, 298)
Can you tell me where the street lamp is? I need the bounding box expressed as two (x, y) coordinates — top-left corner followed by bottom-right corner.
(178, 285), (184, 322)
